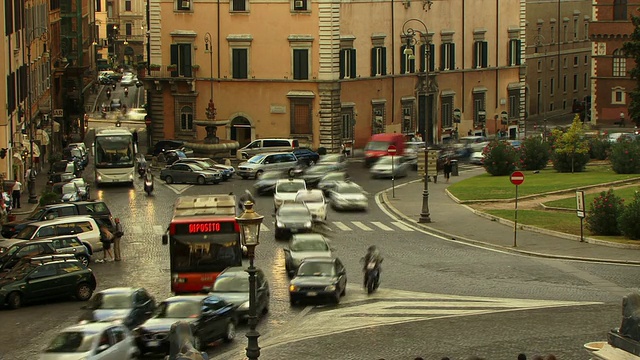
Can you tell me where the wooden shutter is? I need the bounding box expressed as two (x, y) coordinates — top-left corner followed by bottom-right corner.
(233, 49), (248, 79)
(350, 49), (357, 78)
(409, 46), (416, 73)
(473, 42), (478, 68)
(339, 49), (345, 79)
(440, 44), (446, 70)
(449, 44), (455, 70)
(293, 103), (311, 134)
(381, 47), (387, 75)
(170, 44), (178, 77)
(371, 47), (377, 76)
(182, 44), (193, 77)
(515, 40), (522, 65)
(400, 46), (406, 74)
(239, 49), (248, 78)
(293, 49), (308, 80)
(481, 41), (488, 68)
(6, 0), (13, 35)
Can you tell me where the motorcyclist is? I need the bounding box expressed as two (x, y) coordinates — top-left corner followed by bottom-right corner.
(362, 245), (383, 287)
(106, 88), (111, 99)
(238, 189), (255, 211)
(124, 87), (129, 97)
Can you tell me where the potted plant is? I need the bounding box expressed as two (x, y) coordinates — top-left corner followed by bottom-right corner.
(191, 64), (200, 71)
(150, 64), (161, 71)
(167, 64), (177, 71)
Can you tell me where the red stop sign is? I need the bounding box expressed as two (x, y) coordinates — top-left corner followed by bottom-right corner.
(510, 171), (525, 186)
(387, 145), (397, 155)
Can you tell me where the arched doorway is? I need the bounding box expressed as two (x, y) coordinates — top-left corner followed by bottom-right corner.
(123, 46), (134, 66)
(230, 117), (252, 151)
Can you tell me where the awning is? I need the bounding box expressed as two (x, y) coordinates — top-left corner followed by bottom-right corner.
(21, 141), (40, 158)
(36, 129), (50, 146)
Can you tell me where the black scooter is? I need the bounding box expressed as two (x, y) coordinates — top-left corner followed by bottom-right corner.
(144, 174), (154, 195)
(363, 258), (382, 294)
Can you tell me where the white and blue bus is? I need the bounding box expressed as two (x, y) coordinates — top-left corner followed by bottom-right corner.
(93, 128), (136, 186)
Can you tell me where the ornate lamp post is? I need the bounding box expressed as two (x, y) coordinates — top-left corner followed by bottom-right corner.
(235, 201), (264, 360)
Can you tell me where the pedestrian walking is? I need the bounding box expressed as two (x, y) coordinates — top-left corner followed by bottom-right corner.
(11, 180), (22, 209)
(443, 157), (452, 183)
(113, 218), (124, 261)
(98, 225), (115, 262)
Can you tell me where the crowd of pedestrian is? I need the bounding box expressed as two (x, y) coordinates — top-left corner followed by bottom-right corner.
(96, 218), (125, 263)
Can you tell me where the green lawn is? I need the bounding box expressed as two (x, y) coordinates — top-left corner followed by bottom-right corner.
(485, 209), (584, 235)
(449, 166), (639, 201)
(543, 186), (640, 209)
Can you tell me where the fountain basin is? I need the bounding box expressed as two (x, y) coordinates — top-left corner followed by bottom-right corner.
(184, 139), (240, 158)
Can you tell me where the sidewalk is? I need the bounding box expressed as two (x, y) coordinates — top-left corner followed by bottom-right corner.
(378, 168), (640, 265)
(11, 168), (51, 217)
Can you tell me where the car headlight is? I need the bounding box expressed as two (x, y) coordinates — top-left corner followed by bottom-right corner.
(96, 175), (102, 182)
(129, 174), (134, 181)
(289, 285), (298, 292)
(304, 221), (312, 228)
(276, 221), (284, 227)
(325, 285), (336, 291)
(239, 301), (250, 310)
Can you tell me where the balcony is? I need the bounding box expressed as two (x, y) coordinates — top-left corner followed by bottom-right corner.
(147, 67), (195, 80)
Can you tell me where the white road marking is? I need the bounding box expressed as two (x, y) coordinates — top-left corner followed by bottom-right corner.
(164, 183), (193, 195)
(391, 221), (415, 232)
(351, 221), (373, 231)
(371, 221), (393, 231)
(332, 221), (352, 231)
(260, 224), (270, 232)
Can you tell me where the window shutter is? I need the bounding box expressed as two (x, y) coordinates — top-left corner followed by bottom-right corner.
(419, 44), (425, 72)
(409, 46), (416, 73)
(429, 43), (435, 72)
(232, 49), (240, 78)
(301, 50), (309, 79)
(440, 44), (446, 70)
(170, 44), (178, 77)
(515, 40), (522, 65)
(183, 45), (193, 77)
(350, 49), (357, 78)
(339, 49), (345, 79)
(239, 49), (248, 79)
(371, 47), (377, 76)
(381, 47), (387, 75)
(293, 49), (309, 80)
(473, 42), (478, 68)
(481, 41), (488, 68)
(449, 44), (455, 70)
(400, 46), (406, 74)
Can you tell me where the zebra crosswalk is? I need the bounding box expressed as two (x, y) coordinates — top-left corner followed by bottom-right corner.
(260, 220), (415, 232)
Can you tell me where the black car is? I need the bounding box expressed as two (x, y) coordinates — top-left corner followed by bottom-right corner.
(47, 172), (76, 186)
(209, 266), (270, 321)
(151, 140), (186, 156)
(50, 160), (82, 177)
(274, 202), (314, 240)
(292, 148), (320, 166)
(0, 236), (91, 269)
(134, 295), (236, 354)
(79, 287), (156, 329)
(0, 254), (96, 309)
(252, 171), (285, 195)
(289, 257), (347, 305)
(301, 164), (339, 188)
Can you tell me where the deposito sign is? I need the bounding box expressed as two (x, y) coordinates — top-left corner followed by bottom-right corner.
(510, 171), (525, 186)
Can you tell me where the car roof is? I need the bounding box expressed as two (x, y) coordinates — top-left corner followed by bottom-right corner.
(260, 152), (295, 157)
(296, 189), (324, 196)
(163, 295), (208, 303)
(31, 235), (81, 242)
(0, 238), (28, 248)
(63, 322), (121, 333)
(299, 257), (337, 264)
(292, 233), (327, 242)
(276, 178), (305, 184)
(279, 202), (309, 210)
(97, 287), (138, 295)
(219, 266), (260, 277)
(27, 215), (95, 227)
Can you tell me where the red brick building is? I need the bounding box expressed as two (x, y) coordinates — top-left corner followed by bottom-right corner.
(590, 0), (640, 126)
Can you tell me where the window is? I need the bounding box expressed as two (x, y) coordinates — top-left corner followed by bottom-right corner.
(508, 89), (519, 119)
(177, 0), (191, 10)
(109, 327), (127, 343)
(563, 75), (567, 93)
(537, 61), (541, 72)
(473, 41), (488, 68)
(550, 25), (555, 43)
(96, 0), (101, 12)
(549, 102), (555, 111)
(341, 107), (354, 140)
(573, 56), (578, 67)
(550, 78), (555, 96)
(439, 43), (454, 71)
(372, 104), (385, 134)
(472, 92), (486, 126)
(613, 49), (626, 77)
(537, 79), (542, 114)
(563, 24), (568, 42)
(584, 23), (589, 40)
(36, 226), (56, 238)
(170, 44), (193, 77)
(290, 100), (312, 134)
(573, 18), (578, 39)
(180, 106), (193, 131)
(370, 46), (387, 76)
(550, 59), (555, 70)
(402, 102), (415, 133)
(614, 0), (627, 20)
(293, 0), (309, 11)
(400, 45), (416, 74)
(612, 87), (625, 104)
(563, 57), (568, 68)
(584, 73), (588, 89)
(232, 48), (248, 79)
(508, 39), (521, 66)
(125, 23), (132, 36)
(292, 49), (309, 80)
(420, 43), (436, 72)
(231, 0), (246, 11)
(125, 0), (131, 11)
(573, 74), (578, 91)
(563, 99), (567, 110)
(584, 55), (588, 65)
(30, 264), (57, 279)
(339, 49), (356, 79)
(441, 96), (453, 128)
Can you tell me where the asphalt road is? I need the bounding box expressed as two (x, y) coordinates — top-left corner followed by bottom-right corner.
(1, 127), (639, 360)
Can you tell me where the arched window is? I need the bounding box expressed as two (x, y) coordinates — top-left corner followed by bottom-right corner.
(613, 49), (627, 77)
(614, 0), (627, 20)
(180, 106), (193, 131)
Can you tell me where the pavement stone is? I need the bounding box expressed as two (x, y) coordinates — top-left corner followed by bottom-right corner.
(378, 167), (640, 265)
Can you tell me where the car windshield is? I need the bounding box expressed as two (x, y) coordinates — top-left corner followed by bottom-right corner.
(212, 275), (249, 292)
(15, 225), (38, 240)
(89, 292), (132, 309)
(247, 155), (266, 164)
(187, 164), (205, 171)
(155, 300), (201, 319)
(277, 182), (306, 193)
(296, 192), (324, 203)
(322, 173), (346, 181)
(336, 184), (363, 194)
(365, 141), (390, 151)
(5, 261), (36, 280)
(278, 205), (310, 217)
(3, 244), (21, 257)
(27, 208), (46, 220)
(297, 262), (335, 276)
(45, 331), (96, 353)
(291, 238), (329, 252)
(318, 155), (342, 163)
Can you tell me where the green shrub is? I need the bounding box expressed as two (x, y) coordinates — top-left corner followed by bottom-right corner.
(552, 115), (590, 173)
(552, 151), (591, 173)
(518, 136), (550, 170)
(482, 140), (518, 176)
(619, 191), (640, 240)
(586, 189), (624, 236)
(39, 190), (60, 207)
(609, 140), (640, 174)
(589, 138), (611, 160)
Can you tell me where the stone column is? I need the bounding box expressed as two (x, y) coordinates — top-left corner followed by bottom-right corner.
(318, 82), (341, 153)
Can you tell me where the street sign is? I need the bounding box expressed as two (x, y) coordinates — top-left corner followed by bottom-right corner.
(576, 190), (585, 218)
(510, 171), (525, 186)
(52, 109), (64, 118)
(387, 145), (397, 156)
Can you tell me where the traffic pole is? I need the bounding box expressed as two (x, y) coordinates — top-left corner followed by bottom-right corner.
(513, 185), (518, 247)
(392, 154), (395, 198)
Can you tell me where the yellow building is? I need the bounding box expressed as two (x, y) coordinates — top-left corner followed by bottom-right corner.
(146, 0), (526, 151)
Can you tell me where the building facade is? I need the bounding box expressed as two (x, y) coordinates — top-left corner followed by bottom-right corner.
(526, 0), (592, 127)
(590, 0), (639, 126)
(106, 0), (146, 68)
(145, 0), (526, 152)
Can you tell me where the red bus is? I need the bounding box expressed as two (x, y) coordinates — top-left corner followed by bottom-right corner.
(162, 195), (243, 294)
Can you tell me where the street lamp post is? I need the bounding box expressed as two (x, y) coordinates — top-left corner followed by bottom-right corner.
(204, 33), (216, 120)
(402, 18), (432, 223)
(25, 27), (50, 204)
(235, 201), (264, 360)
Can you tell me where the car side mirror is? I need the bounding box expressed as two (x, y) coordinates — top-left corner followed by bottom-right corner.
(96, 344), (110, 353)
(162, 234), (168, 245)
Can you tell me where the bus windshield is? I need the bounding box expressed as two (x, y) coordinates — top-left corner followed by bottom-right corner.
(95, 135), (134, 168)
(170, 233), (242, 273)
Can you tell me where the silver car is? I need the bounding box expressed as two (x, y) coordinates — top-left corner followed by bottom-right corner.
(370, 156), (411, 178)
(317, 172), (350, 194)
(327, 181), (368, 211)
(160, 163), (222, 185)
(40, 322), (139, 360)
(283, 233), (334, 277)
(316, 154), (347, 172)
(274, 202), (313, 240)
(237, 152), (299, 179)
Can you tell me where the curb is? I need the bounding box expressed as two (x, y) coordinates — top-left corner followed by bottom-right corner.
(378, 188), (640, 265)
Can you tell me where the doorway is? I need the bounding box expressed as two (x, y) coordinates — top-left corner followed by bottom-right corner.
(230, 117), (252, 155)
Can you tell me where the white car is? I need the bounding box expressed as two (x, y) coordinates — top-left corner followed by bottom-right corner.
(470, 151), (485, 165)
(370, 156), (411, 178)
(327, 181), (368, 211)
(40, 322), (139, 360)
(125, 108), (146, 121)
(295, 189), (328, 221)
(120, 75), (136, 87)
(273, 178), (307, 210)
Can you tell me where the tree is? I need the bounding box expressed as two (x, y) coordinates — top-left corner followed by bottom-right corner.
(552, 114), (590, 173)
(623, 14), (640, 127)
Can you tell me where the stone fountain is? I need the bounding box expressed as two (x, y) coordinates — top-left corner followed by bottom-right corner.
(184, 99), (239, 158)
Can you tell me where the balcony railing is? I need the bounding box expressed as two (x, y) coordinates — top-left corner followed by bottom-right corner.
(148, 67), (195, 79)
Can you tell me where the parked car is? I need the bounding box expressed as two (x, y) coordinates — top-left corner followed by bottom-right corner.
(316, 153), (348, 172)
(50, 160), (82, 177)
(63, 146), (88, 168)
(173, 158), (235, 180)
(237, 152), (299, 179)
(274, 202), (313, 240)
(283, 234), (334, 278)
(469, 151), (485, 165)
(133, 295), (236, 355)
(47, 172), (77, 186)
(109, 99), (122, 111)
(294, 189), (328, 221)
(0, 254), (96, 309)
(69, 178), (90, 200)
(14, 216), (103, 255)
(252, 171), (285, 195)
(51, 182), (82, 203)
(237, 138), (299, 159)
(273, 178), (307, 210)
(292, 148), (320, 166)
(41, 322), (139, 360)
(0, 236), (91, 269)
(152, 140), (186, 156)
(289, 257), (347, 305)
(317, 172), (349, 195)
(79, 287), (156, 330)
(370, 156), (411, 178)
(326, 181), (368, 211)
(160, 163), (222, 185)
(209, 266), (270, 321)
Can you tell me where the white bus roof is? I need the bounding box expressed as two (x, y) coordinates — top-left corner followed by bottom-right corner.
(95, 128), (133, 136)
(173, 195), (237, 217)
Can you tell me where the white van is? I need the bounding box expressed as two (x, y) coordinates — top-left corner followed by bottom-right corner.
(14, 216), (103, 255)
(238, 139), (299, 159)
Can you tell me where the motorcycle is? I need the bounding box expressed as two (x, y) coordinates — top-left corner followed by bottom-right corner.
(106, 90), (111, 100)
(124, 88), (129, 97)
(364, 259), (382, 294)
(101, 109), (107, 119)
(138, 163), (147, 178)
(144, 174), (154, 195)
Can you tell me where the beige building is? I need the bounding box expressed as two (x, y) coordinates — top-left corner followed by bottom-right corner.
(526, 0), (592, 127)
(106, 0), (146, 67)
(146, 0), (526, 151)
